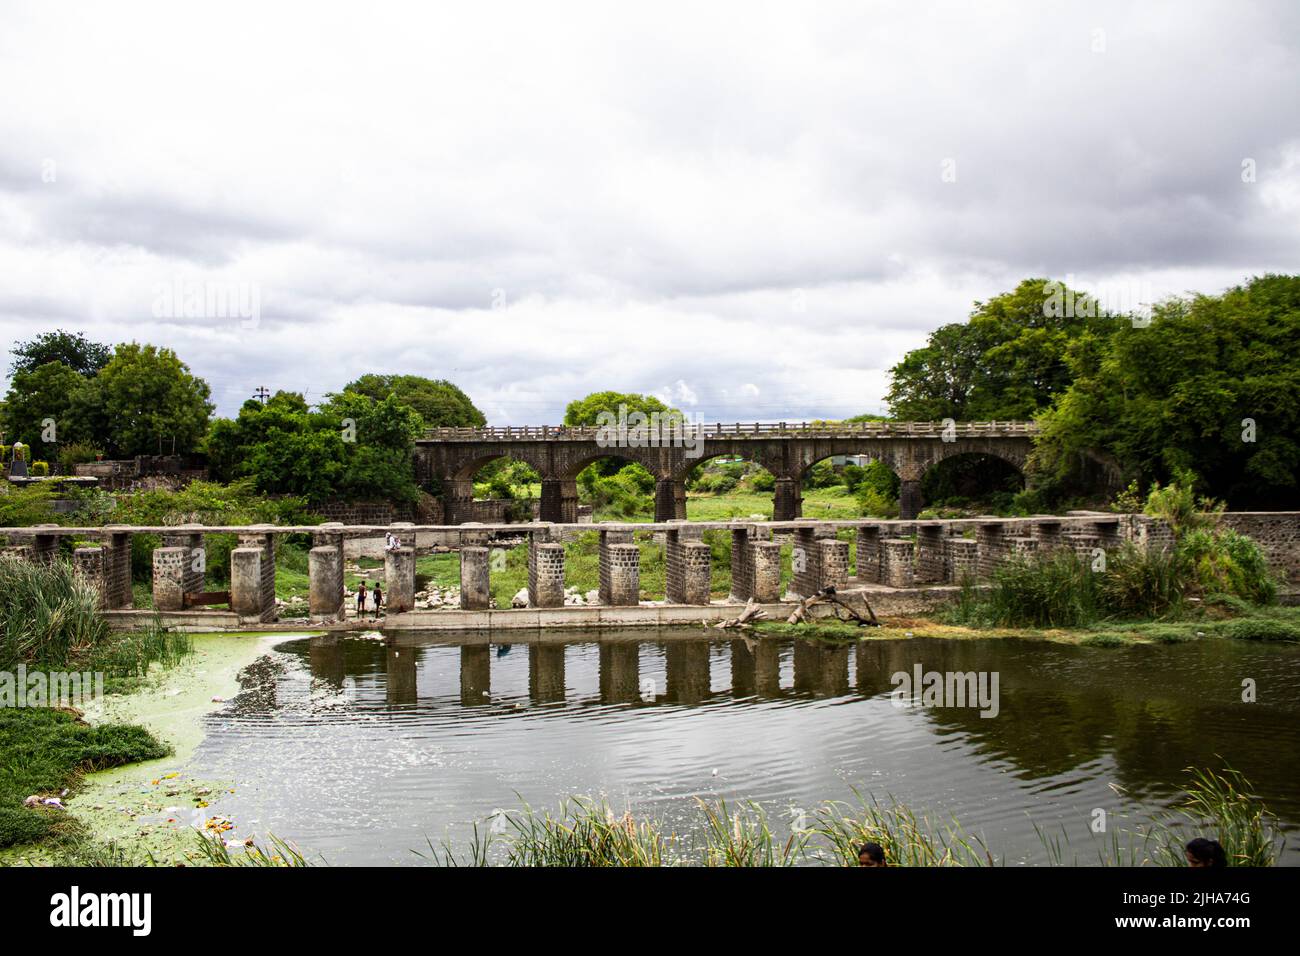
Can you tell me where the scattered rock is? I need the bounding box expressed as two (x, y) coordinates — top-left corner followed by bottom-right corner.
(511, 588), (530, 608)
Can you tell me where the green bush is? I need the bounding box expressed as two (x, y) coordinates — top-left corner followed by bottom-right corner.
(1100, 544), (1187, 619)
(1217, 618), (1300, 642)
(750, 470), (775, 492)
(1179, 528), (1276, 605)
(30, 461), (49, 476)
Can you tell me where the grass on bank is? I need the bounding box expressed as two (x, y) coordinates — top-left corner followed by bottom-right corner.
(403, 763), (1282, 868)
(0, 556), (190, 852)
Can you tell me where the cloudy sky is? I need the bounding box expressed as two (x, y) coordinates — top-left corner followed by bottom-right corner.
(1, 0), (1297, 423)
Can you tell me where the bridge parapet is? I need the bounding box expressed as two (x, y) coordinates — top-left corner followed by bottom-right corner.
(422, 420), (1040, 441)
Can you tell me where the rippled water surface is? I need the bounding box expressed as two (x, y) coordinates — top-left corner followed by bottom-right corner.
(191, 630), (1300, 865)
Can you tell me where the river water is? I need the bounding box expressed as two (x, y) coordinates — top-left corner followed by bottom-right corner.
(189, 629), (1300, 865)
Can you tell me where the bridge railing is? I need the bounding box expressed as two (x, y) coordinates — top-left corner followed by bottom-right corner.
(421, 421), (1040, 440)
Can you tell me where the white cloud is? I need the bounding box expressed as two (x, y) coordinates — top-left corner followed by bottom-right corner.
(0, 0), (1297, 421)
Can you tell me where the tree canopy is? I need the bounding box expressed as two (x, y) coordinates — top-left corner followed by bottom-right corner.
(205, 389), (424, 503)
(1, 341), (212, 459)
(563, 390), (677, 426)
(886, 278), (1112, 421)
(8, 330), (111, 377)
(1032, 274), (1300, 507)
(341, 374), (484, 429)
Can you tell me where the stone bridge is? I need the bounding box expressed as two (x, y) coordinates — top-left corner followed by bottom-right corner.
(415, 420), (1039, 522)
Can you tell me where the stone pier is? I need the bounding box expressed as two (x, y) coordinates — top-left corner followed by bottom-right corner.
(604, 543), (641, 606)
(750, 540), (782, 603)
(817, 539), (850, 591)
(385, 545), (415, 613)
(460, 546), (492, 610)
(854, 525), (881, 583)
(598, 529), (634, 605)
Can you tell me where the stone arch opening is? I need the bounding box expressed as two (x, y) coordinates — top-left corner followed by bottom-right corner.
(798, 452), (901, 520)
(681, 453), (776, 521)
(923, 451), (1026, 513)
(453, 453), (542, 521)
(563, 450), (658, 521)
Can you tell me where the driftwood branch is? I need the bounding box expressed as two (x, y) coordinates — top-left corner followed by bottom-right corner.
(786, 586), (880, 627)
(713, 598), (766, 629)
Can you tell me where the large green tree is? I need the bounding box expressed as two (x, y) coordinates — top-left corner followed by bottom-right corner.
(563, 390), (677, 427)
(76, 344), (213, 457)
(886, 278), (1113, 420)
(341, 374), (484, 428)
(1033, 274), (1300, 507)
(8, 330), (111, 377)
(0, 362), (92, 459)
(205, 388), (424, 503)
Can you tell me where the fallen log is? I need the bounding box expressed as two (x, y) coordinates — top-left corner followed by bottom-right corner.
(786, 586), (880, 627)
(712, 598), (766, 629)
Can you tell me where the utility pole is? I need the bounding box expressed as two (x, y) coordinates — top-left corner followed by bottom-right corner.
(253, 386), (271, 404)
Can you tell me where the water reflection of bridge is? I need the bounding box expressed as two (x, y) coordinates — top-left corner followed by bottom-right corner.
(304, 633), (905, 710)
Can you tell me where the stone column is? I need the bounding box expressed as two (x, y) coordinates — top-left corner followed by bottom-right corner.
(459, 546), (491, 609)
(100, 529), (134, 610)
(680, 541), (712, 605)
(311, 522), (345, 616)
(231, 547), (270, 620)
(654, 478), (686, 523)
(750, 540), (782, 603)
(530, 543), (566, 608)
(773, 477), (802, 521)
(789, 526), (820, 597)
(162, 527), (204, 604)
(976, 520), (1005, 579)
(391, 521), (416, 548)
(914, 523), (946, 584)
(238, 531), (276, 616)
(880, 538), (915, 588)
(598, 529), (634, 605)
(309, 546), (345, 620)
(855, 525), (881, 583)
(385, 545), (415, 613)
(605, 543), (640, 606)
(152, 546), (188, 611)
(1029, 519), (1063, 555)
(898, 481), (923, 520)
(944, 537), (978, 582)
(729, 527), (752, 601)
(540, 478), (579, 524)
(817, 539), (850, 591)
(664, 522), (702, 604)
(72, 547), (105, 606)
(31, 524), (60, 565)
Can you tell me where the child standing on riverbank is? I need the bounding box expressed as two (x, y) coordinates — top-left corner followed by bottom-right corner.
(356, 581), (367, 617)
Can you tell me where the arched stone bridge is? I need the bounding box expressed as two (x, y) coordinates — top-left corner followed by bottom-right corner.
(416, 421), (1038, 522)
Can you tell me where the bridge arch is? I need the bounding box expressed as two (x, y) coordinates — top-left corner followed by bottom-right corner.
(922, 449), (1027, 510)
(681, 453), (778, 521)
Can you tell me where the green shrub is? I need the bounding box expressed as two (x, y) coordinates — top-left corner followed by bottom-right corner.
(1179, 528), (1276, 605)
(1216, 618), (1300, 642)
(750, 470), (775, 492)
(983, 550), (1101, 627)
(1100, 544), (1187, 619)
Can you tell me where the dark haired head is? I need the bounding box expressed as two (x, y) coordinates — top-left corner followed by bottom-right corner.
(857, 842), (887, 866)
(1185, 838), (1227, 868)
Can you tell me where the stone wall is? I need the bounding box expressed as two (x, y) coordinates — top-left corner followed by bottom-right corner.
(1220, 512), (1300, 583)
